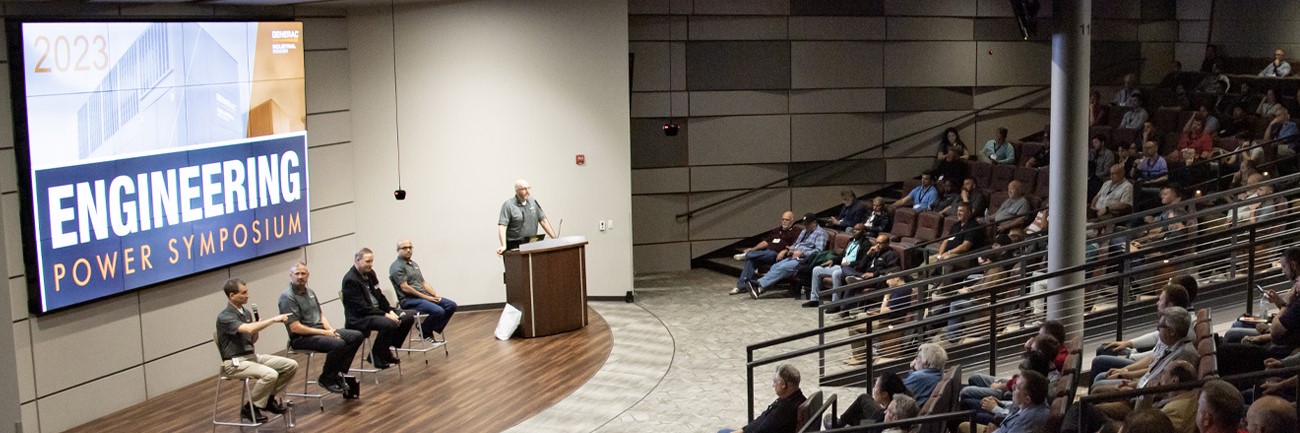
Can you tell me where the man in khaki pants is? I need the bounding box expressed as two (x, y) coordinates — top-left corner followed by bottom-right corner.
(216, 277), (298, 423)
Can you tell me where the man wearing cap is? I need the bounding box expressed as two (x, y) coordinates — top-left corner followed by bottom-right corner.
(497, 179), (557, 255)
(743, 213), (828, 299)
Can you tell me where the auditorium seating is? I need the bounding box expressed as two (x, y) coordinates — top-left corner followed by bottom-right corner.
(901, 211), (944, 247)
(890, 208), (918, 241)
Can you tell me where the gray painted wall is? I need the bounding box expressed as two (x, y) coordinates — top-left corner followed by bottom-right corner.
(629, 0), (1214, 274)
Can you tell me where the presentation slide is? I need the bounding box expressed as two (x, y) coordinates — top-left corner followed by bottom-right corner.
(13, 21), (310, 314)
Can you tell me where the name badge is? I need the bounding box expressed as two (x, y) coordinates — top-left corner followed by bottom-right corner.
(772, 239), (781, 244)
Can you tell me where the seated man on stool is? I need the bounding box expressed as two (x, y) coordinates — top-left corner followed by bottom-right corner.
(215, 277), (298, 423)
(279, 262), (363, 394)
(389, 240), (457, 345)
(342, 247), (415, 369)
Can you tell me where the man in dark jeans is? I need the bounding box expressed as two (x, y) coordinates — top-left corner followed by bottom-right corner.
(341, 247), (415, 369)
(717, 364), (807, 433)
(280, 262), (363, 394)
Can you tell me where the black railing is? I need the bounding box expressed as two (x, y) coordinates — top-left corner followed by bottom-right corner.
(1076, 365), (1300, 432)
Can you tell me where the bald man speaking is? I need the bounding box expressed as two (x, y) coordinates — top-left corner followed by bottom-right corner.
(497, 179), (557, 254)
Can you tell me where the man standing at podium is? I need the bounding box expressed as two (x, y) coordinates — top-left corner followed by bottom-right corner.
(497, 179), (557, 254)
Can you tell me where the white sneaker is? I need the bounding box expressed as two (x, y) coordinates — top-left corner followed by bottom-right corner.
(423, 337), (446, 347)
(733, 253), (746, 261)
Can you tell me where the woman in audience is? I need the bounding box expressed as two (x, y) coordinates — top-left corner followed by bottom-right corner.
(938, 127), (969, 160)
(826, 372), (912, 429)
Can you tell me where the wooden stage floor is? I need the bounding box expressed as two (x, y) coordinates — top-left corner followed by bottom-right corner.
(66, 308), (612, 433)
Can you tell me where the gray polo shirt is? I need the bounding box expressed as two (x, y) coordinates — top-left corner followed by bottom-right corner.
(215, 304), (255, 360)
(279, 285), (324, 333)
(389, 258), (430, 302)
(499, 196), (546, 241)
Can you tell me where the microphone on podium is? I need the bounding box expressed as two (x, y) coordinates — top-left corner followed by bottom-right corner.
(558, 219), (563, 237)
(250, 304), (260, 321)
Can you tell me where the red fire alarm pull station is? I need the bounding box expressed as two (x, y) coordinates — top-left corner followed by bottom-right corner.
(576, 154), (586, 165)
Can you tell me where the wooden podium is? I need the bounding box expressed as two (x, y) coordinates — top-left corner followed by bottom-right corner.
(503, 236), (589, 338)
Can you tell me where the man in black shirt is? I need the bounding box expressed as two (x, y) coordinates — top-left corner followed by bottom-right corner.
(718, 364), (807, 433)
(934, 202), (988, 269)
(342, 247), (415, 369)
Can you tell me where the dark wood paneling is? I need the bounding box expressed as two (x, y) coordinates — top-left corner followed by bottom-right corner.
(65, 309), (612, 433)
(790, 0), (884, 16)
(687, 41), (791, 91)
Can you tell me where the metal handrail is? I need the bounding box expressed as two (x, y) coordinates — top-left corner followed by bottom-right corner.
(821, 410), (978, 433)
(1076, 365), (1300, 432)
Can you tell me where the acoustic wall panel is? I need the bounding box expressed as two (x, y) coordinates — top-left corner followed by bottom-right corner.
(12, 320), (32, 402)
(36, 367), (146, 433)
(307, 111), (352, 148)
(302, 18), (348, 50)
(631, 118), (689, 169)
(688, 16), (787, 40)
(634, 243), (691, 273)
(31, 294), (143, 396)
(1091, 20), (1140, 41)
(790, 88), (885, 114)
(1140, 0), (1177, 20)
(630, 15), (672, 41)
(1092, 0), (1142, 20)
(973, 86), (1051, 110)
(690, 164), (789, 192)
(1177, 0), (1213, 20)
(791, 41), (882, 89)
(1179, 20), (1209, 43)
(9, 277), (24, 324)
(687, 41), (791, 91)
(688, 188), (790, 240)
(304, 50), (350, 114)
(883, 42), (977, 87)
(790, 113), (883, 162)
(887, 17), (974, 41)
(791, 0), (884, 16)
(3, 195), (19, 279)
(885, 157), (938, 182)
(977, 42), (1052, 86)
(142, 344), (213, 398)
(1139, 20), (1179, 42)
(973, 110), (1050, 146)
(793, 186), (862, 215)
(633, 167), (691, 194)
(690, 91), (789, 116)
(688, 115), (791, 165)
(887, 87), (974, 112)
(310, 203), (355, 242)
(692, 0), (789, 16)
(882, 111), (974, 158)
(632, 194), (690, 244)
(630, 42), (671, 91)
(691, 239), (737, 259)
(974, 18), (1029, 41)
(789, 160), (885, 186)
(0, 149), (14, 193)
(308, 143), (356, 208)
(1141, 43), (1177, 85)
(303, 234), (358, 301)
(884, 0), (974, 17)
(789, 16), (885, 40)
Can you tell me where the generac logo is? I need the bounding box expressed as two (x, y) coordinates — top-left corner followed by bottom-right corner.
(271, 30), (300, 40)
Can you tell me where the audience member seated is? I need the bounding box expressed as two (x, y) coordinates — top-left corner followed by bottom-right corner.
(1132, 141), (1169, 198)
(829, 190), (868, 232)
(1196, 103), (1221, 135)
(730, 211), (799, 295)
(1090, 135), (1116, 190)
(938, 127), (970, 160)
(1217, 103), (1253, 138)
(1129, 360), (1198, 433)
(960, 370), (1051, 433)
(1196, 379), (1244, 433)
(931, 178), (962, 218)
(1023, 208), (1048, 236)
(1224, 134), (1263, 179)
(1115, 140), (1139, 179)
(894, 171), (940, 211)
(1170, 148), (1214, 191)
(826, 372), (912, 429)
(1234, 174), (1283, 225)
(881, 394), (920, 433)
(862, 197), (894, 237)
(1090, 90), (1110, 126)
(1091, 163), (1134, 220)
(1263, 108), (1298, 151)
(1258, 88), (1284, 118)
(1217, 247), (1300, 378)
(959, 334), (1060, 426)
(1114, 73), (1142, 107)
(807, 226), (870, 308)
(743, 213), (828, 299)
(934, 149), (971, 186)
(1196, 62), (1230, 95)
(280, 262), (362, 394)
(1091, 284), (1193, 383)
(1138, 121), (1160, 150)
(992, 180), (1031, 232)
(1200, 44), (1220, 73)
(1091, 307), (1197, 420)
(1259, 48), (1292, 77)
(1024, 139), (1049, 168)
(904, 343), (949, 407)
(1176, 117), (1214, 161)
(1118, 94), (1148, 131)
(841, 233), (902, 289)
(981, 127), (1016, 165)
(845, 275), (914, 365)
(933, 202), (987, 267)
(1126, 187), (1189, 254)
(1122, 409), (1175, 433)
(341, 248), (415, 370)
(1245, 396), (1298, 433)
(717, 364), (806, 433)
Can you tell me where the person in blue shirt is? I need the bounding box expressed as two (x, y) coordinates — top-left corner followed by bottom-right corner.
(745, 213), (828, 298)
(903, 343), (948, 407)
(982, 127), (1016, 165)
(893, 171), (939, 211)
(987, 370), (1050, 433)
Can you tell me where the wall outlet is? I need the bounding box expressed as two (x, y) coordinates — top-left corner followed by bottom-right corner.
(607, 219), (615, 230)
(599, 220), (606, 231)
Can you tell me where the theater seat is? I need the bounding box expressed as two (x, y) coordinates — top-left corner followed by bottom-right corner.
(901, 211), (944, 247)
(890, 208), (918, 241)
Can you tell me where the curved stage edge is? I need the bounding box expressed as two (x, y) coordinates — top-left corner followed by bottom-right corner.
(65, 305), (626, 433)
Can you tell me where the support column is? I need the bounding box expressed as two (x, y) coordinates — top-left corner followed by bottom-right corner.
(1047, 1), (1091, 339)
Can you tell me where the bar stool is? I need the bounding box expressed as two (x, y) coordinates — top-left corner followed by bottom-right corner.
(350, 329), (401, 383)
(211, 333), (291, 431)
(285, 342), (327, 412)
(395, 313), (450, 365)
